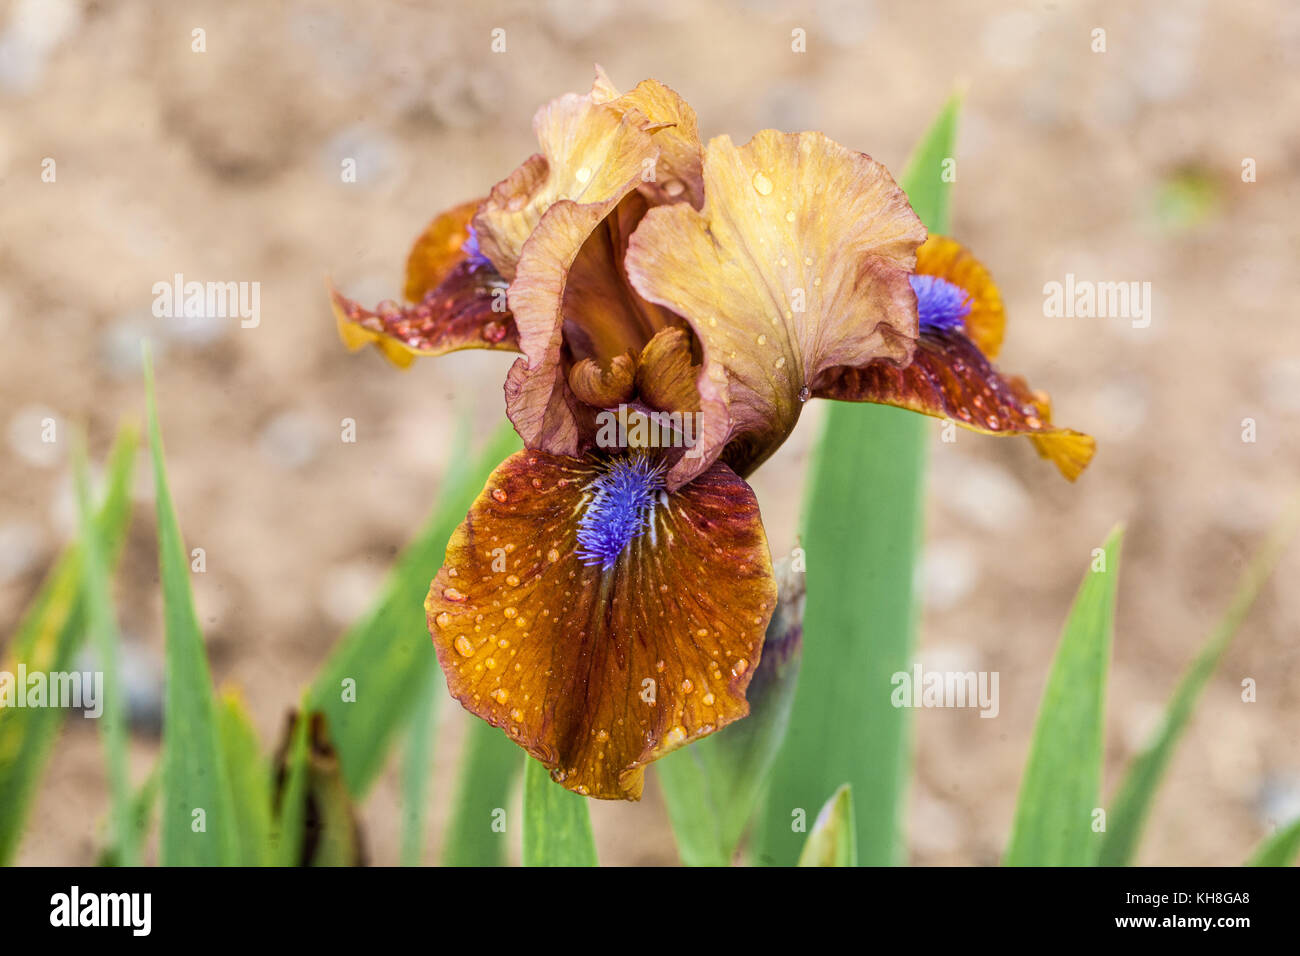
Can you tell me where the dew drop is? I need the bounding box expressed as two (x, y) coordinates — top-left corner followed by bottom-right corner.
(505, 575), (520, 587)
(491, 488), (508, 503)
(664, 725), (687, 747)
(751, 171), (773, 196)
(798, 385), (811, 402)
(681, 678), (694, 694)
(702, 692), (716, 706)
(733, 658), (749, 676)
(785, 210), (796, 223)
(547, 548), (560, 563)
(503, 606), (518, 619)
(574, 165), (592, 184)
(434, 611), (451, 628)
(511, 708), (525, 722)
(443, 587), (467, 602)
(454, 635), (474, 657)
(756, 334), (767, 346)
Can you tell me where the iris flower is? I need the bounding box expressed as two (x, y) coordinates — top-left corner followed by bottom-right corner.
(330, 70), (1094, 799)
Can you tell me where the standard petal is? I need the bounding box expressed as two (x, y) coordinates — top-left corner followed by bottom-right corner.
(472, 79), (658, 281)
(595, 77), (705, 208)
(626, 130), (926, 486)
(425, 451), (777, 800)
(816, 328), (1096, 480)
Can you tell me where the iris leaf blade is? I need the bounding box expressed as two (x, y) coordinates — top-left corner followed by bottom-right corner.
(1098, 504), (1298, 866)
(440, 715), (522, 866)
(146, 348), (238, 866)
(1004, 526), (1123, 866)
(522, 757), (598, 866)
(0, 423), (137, 865)
(72, 437), (135, 866)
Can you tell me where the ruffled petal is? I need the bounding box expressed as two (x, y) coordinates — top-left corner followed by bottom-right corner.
(425, 451), (777, 800)
(472, 76), (659, 282)
(816, 237), (1095, 481)
(626, 130), (926, 486)
(594, 76), (705, 208)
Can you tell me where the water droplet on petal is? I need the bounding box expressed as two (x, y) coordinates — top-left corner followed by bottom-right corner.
(443, 587), (467, 602)
(434, 611), (451, 628)
(454, 635), (474, 656)
(751, 171), (773, 196)
(574, 166), (592, 184)
(491, 488), (508, 503)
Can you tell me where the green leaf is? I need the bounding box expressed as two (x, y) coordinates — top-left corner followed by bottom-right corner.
(1099, 505), (1299, 866)
(522, 758), (598, 866)
(1247, 815), (1300, 867)
(147, 348), (238, 866)
(0, 422), (138, 865)
(441, 716), (523, 866)
(1004, 526), (1123, 866)
(307, 421), (522, 797)
(72, 435), (136, 866)
(659, 561), (804, 865)
(899, 92), (963, 236)
(98, 765), (159, 867)
(217, 690), (273, 866)
(399, 663), (440, 866)
(273, 709), (311, 867)
(797, 784), (857, 867)
(753, 94), (960, 868)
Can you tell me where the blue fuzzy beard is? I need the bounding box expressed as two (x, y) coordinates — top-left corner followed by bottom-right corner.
(460, 226), (495, 272)
(910, 273), (973, 332)
(574, 455), (667, 572)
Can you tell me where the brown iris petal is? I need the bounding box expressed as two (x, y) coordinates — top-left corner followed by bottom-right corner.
(332, 200), (517, 367)
(425, 451), (777, 800)
(568, 352), (637, 408)
(330, 264), (515, 368)
(815, 328), (1096, 480)
(636, 326), (701, 414)
(626, 130), (926, 488)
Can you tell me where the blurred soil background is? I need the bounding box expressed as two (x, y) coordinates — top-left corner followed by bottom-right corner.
(1, 0), (1298, 864)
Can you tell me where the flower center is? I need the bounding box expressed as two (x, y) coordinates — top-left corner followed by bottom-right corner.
(575, 455), (666, 571)
(910, 274), (973, 332)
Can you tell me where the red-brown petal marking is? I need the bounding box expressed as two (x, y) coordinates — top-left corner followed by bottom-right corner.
(425, 451), (777, 800)
(329, 260), (517, 369)
(626, 130), (926, 488)
(816, 328), (1096, 480)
